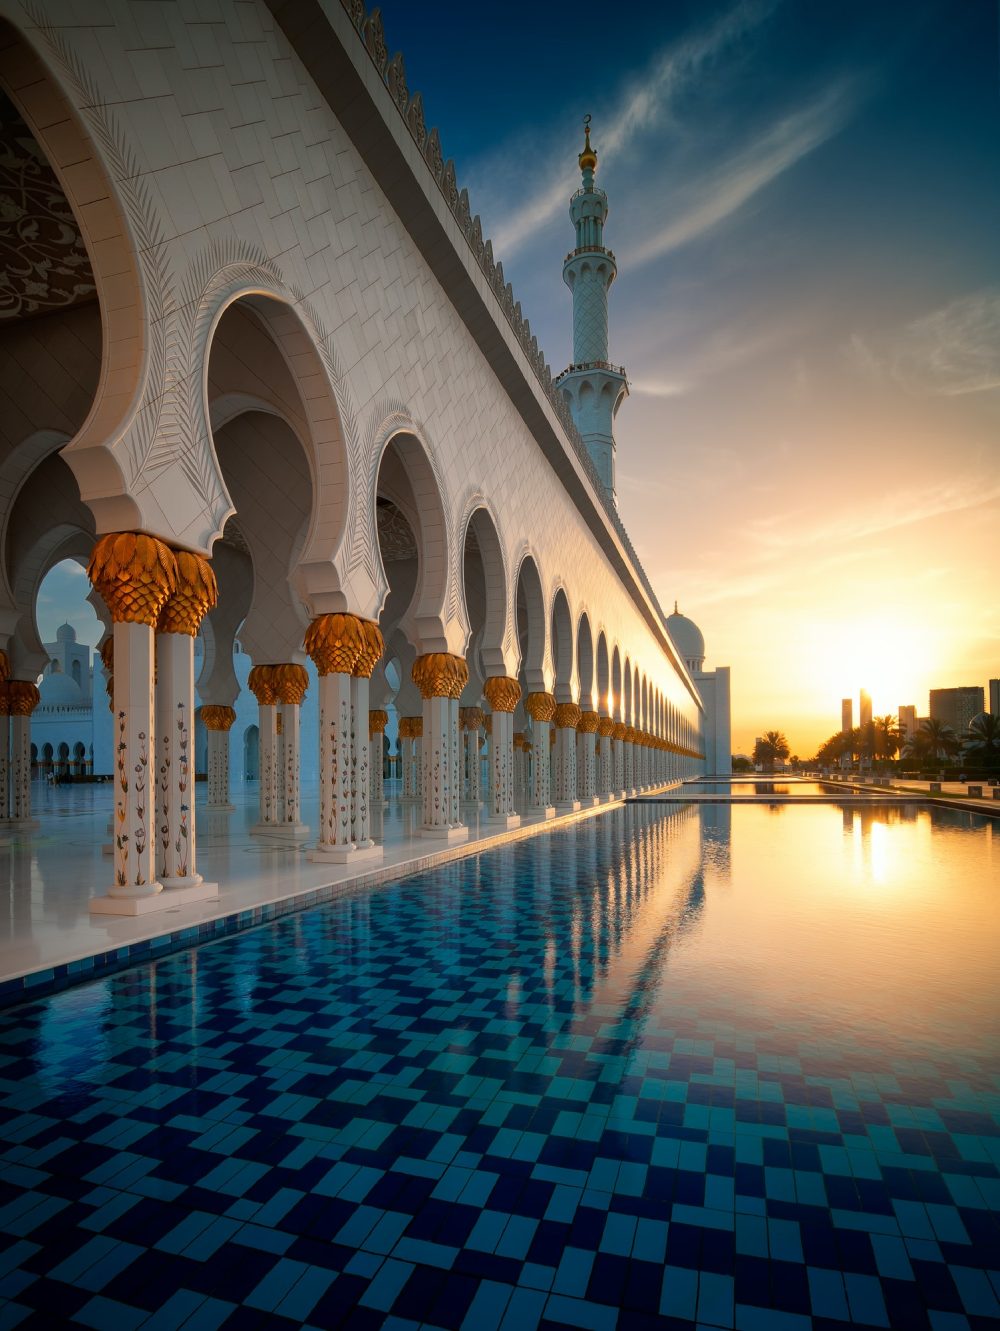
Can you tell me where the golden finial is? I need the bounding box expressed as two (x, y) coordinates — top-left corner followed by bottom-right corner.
(579, 114), (597, 173)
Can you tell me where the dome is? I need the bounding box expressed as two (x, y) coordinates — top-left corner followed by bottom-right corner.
(55, 621), (76, 643)
(39, 669), (84, 705)
(666, 602), (705, 670)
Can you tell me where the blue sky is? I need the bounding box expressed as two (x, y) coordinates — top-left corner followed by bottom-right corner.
(41, 1), (1000, 751)
(377, 0), (1000, 750)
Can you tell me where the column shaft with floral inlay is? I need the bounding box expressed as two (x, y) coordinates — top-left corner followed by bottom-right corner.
(272, 664), (309, 838)
(369, 708), (388, 838)
(88, 533), (177, 904)
(553, 703), (582, 809)
(399, 716), (422, 801)
(248, 665), (279, 834)
(155, 551), (217, 888)
(612, 722), (626, 795)
(202, 706), (236, 809)
(460, 708), (484, 805)
(597, 717), (614, 798)
(623, 727), (637, 793)
(412, 653), (469, 841)
(350, 621), (383, 852)
(576, 710), (600, 804)
(0, 650), (10, 822)
(525, 692), (556, 816)
(6, 680), (39, 826)
(483, 676), (520, 828)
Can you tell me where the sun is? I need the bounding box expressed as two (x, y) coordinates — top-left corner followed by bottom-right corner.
(801, 616), (939, 718)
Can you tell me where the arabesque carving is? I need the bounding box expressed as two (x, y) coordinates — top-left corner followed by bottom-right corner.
(369, 708), (389, 736)
(6, 680), (40, 716)
(353, 620), (385, 679)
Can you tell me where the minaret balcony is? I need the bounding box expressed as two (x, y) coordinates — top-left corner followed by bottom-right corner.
(554, 360), (627, 384)
(564, 245), (616, 263)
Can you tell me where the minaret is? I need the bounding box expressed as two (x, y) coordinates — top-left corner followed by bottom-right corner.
(555, 119), (628, 505)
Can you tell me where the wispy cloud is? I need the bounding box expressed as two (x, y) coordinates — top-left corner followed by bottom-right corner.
(630, 377), (688, 399)
(628, 78), (861, 267)
(850, 289), (1000, 396)
(485, 0), (778, 257)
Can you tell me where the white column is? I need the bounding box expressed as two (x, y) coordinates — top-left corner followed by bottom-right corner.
(10, 710), (33, 824)
(350, 675), (375, 851)
(279, 701), (308, 837)
(205, 719), (235, 810)
(576, 715), (599, 805)
(106, 621), (160, 902)
(449, 697), (462, 826)
(369, 712), (387, 840)
(554, 705), (581, 811)
(598, 724), (613, 798)
(0, 709), (8, 824)
(624, 737), (636, 794)
(311, 669), (375, 861)
(531, 721), (554, 814)
(420, 695), (466, 840)
(613, 731), (625, 795)
(155, 631), (207, 889)
(488, 711), (518, 828)
(256, 702), (279, 832)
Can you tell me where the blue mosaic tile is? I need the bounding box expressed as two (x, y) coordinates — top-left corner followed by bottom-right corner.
(0, 802), (998, 1328)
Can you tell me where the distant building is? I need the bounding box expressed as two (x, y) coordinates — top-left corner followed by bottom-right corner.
(31, 623), (110, 777)
(929, 686), (984, 736)
(898, 705), (917, 743)
(990, 678), (999, 716)
(859, 689), (872, 730)
(841, 698), (852, 733)
(665, 606), (732, 776)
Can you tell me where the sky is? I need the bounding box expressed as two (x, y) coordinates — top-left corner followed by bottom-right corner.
(375, 0), (1000, 755)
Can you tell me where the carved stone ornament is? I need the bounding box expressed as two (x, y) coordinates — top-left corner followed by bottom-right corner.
(460, 706), (484, 730)
(412, 653), (468, 700)
(87, 533), (178, 627)
(353, 620), (385, 679)
(99, 637), (114, 672)
(513, 732), (524, 749)
(304, 613), (366, 676)
(201, 704), (237, 731)
(247, 665), (278, 706)
(483, 675), (520, 714)
(399, 715), (423, 739)
(6, 680), (40, 716)
(157, 550), (218, 636)
(612, 722), (627, 741)
(369, 708), (389, 737)
(577, 710), (600, 734)
(524, 691), (556, 723)
(597, 717), (615, 738)
(272, 663), (309, 705)
(553, 703), (582, 730)
(0, 650), (8, 683)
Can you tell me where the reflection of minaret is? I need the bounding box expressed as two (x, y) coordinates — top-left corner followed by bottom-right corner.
(555, 120), (628, 505)
(700, 800), (732, 880)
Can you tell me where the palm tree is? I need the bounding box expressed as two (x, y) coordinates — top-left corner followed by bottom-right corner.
(754, 729), (790, 771)
(905, 717), (960, 767)
(873, 715), (902, 768)
(964, 712), (1000, 770)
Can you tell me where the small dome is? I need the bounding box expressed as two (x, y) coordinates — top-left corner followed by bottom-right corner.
(39, 669), (83, 705)
(666, 602), (705, 670)
(56, 621), (76, 643)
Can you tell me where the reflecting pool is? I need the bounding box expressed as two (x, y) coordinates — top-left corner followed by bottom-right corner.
(0, 801), (997, 1329)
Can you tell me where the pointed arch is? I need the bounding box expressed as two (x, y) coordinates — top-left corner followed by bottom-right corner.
(513, 551), (548, 693)
(576, 613), (594, 710)
(596, 632), (610, 716)
(551, 587), (575, 703)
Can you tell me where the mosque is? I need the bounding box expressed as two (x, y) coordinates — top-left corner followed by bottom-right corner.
(0, 0), (731, 922)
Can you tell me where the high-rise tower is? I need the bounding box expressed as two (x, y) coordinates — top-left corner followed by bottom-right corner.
(555, 121), (628, 505)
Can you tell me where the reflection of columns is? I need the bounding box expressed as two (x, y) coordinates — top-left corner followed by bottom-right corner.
(553, 703), (581, 810)
(202, 706), (236, 809)
(576, 710), (599, 805)
(6, 681), (39, 825)
(155, 552), (217, 890)
(597, 717), (614, 798)
(248, 666), (279, 833)
(369, 709), (388, 841)
(351, 622), (383, 852)
(484, 675), (520, 828)
(525, 692), (556, 817)
(612, 722), (626, 794)
(274, 664), (310, 838)
(412, 653), (469, 841)
(399, 717), (422, 800)
(88, 532), (177, 910)
(306, 613), (382, 863)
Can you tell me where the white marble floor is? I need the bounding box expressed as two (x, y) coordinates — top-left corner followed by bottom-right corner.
(0, 779), (643, 984)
